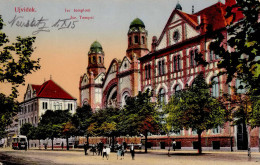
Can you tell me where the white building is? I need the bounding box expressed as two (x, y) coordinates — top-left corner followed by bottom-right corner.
(18, 79), (77, 134)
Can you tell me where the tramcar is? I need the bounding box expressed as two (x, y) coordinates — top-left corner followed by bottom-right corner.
(12, 135), (27, 150)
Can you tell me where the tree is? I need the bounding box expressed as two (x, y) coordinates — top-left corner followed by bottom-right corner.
(0, 15), (40, 138)
(208, 0), (260, 156)
(38, 110), (72, 150)
(210, 0), (259, 92)
(71, 105), (93, 145)
(164, 74), (226, 154)
(119, 89), (160, 153)
(88, 107), (121, 151)
(20, 123), (34, 149)
(62, 121), (76, 150)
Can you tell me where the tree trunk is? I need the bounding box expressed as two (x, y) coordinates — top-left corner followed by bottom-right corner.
(145, 132), (148, 153)
(66, 136), (69, 151)
(198, 130), (202, 154)
(28, 139), (30, 149)
(51, 138), (54, 150)
(247, 125), (251, 157)
(111, 136), (115, 152)
(87, 135), (89, 145)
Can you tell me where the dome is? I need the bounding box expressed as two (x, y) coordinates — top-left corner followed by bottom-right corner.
(88, 41), (104, 54)
(129, 18), (145, 29)
(175, 2), (182, 10)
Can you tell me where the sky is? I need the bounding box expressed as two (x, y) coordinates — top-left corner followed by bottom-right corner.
(0, 0), (225, 103)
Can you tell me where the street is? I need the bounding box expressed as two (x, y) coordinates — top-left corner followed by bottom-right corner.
(0, 148), (260, 165)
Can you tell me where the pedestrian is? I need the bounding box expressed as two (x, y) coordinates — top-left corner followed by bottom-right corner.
(172, 139), (176, 151)
(61, 142), (64, 150)
(98, 141), (104, 156)
(130, 143), (135, 160)
(121, 144), (125, 159)
(44, 143), (47, 150)
(92, 144), (97, 156)
(117, 145), (122, 160)
(84, 142), (88, 155)
(102, 146), (107, 160)
(106, 146), (111, 160)
(123, 141), (127, 152)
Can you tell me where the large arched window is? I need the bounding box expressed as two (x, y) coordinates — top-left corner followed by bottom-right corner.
(175, 85), (181, 94)
(159, 88), (166, 104)
(211, 77), (219, 97)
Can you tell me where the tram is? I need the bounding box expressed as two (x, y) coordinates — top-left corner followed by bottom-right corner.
(12, 135), (27, 150)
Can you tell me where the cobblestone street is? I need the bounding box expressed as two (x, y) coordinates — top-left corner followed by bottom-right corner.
(0, 148), (260, 165)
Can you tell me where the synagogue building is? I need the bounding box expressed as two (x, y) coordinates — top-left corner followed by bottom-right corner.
(79, 0), (259, 151)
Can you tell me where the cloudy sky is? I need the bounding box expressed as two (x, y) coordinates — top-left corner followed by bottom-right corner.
(0, 0), (225, 103)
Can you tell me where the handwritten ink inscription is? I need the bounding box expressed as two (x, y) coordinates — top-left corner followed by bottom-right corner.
(9, 7), (94, 35)
(8, 15), (79, 35)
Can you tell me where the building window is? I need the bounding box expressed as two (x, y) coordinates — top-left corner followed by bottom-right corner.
(68, 103), (73, 110)
(25, 106), (27, 113)
(212, 126), (221, 134)
(35, 116), (37, 124)
(35, 103), (37, 111)
(145, 64), (151, 79)
(42, 102), (48, 109)
(99, 56), (102, 63)
(92, 56), (96, 63)
(236, 79), (246, 94)
(211, 77), (219, 98)
(158, 60), (165, 76)
(209, 50), (214, 61)
(134, 35), (138, 44)
(31, 117), (33, 124)
(129, 37), (132, 45)
(142, 36), (145, 44)
(89, 57), (91, 63)
(54, 102), (62, 110)
(190, 49), (197, 67)
(175, 85), (181, 95)
(159, 88), (166, 104)
(173, 55), (181, 71)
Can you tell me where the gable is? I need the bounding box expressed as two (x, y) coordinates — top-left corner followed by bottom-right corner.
(157, 11), (199, 50)
(95, 72), (105, 84)
(81, 74), (89, 86)
(119, 56), (131, 72)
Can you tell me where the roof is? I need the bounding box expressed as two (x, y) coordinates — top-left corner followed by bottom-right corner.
(31, 80), (76, 100)
(130, 18), (145, 28)
(88, 41), (104, 55)
(194, 2), (227, 31)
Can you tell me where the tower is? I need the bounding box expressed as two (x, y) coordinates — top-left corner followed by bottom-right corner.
(87, 41), (106, 77)
(126, 18), (149, 60)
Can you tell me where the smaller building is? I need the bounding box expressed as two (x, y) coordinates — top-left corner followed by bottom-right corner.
(18, 79), (77, 134)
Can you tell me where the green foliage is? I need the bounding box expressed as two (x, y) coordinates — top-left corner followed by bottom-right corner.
(38, 110), (72, 140)
(210, 0), (260, 94)
(209, 0), (260, 128)
(0, 93), (19, 138)
(20, 123), (34, 139)
(119, 89), (160, 137)
(71, 105), (93, 136)
(88, 107), (121, 137)
(164, 74), (226, 153)
(0, 15), (40, 138)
